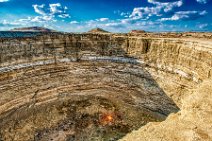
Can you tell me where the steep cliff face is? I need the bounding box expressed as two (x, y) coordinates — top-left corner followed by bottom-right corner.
(119, 37), (212, 141)
(0, 33), (211, 141)
(120, 79), (212, 141)
(1, 34), (211, 106)
(128, 37), (212, 106)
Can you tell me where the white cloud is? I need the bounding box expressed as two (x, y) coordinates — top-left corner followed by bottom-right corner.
(196, 0), (209, 4)
(105, 22), (125, 28)
(120, 12), (128, 17)
(15, 15), (55, 26)
(129, 0), (183, 20)
(0, 0), (9, 2)
(49, 3), (70, 18)
(160, 10), (207, 21)
(98, 18), (109, 22)
(147, 0), (183, 12)
(78, 0), (183, 32)
(70, 21), (79, 24)
(58, 14), (70, 18)
(49, 3), (63, 14)
(0, 20), (20, 26)
(198, 23), (208, 29)
(1, 3), (70, 30)
(33, 4), (46, 15)
(32, 3), (70, 21)
(130, 7), (161, 19)
(114, 10), (130, 18)
(4, 3), (70, 27)
(31, 15), (56, 22)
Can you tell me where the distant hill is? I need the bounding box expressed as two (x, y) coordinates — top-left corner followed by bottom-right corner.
(88, 28), (109, 33)
(11, 26), (57, 32)
(130, 30), (146, 34)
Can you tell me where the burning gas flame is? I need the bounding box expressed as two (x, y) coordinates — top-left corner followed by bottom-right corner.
(106, 115), (113, 122)
(100, 113), (114, 125)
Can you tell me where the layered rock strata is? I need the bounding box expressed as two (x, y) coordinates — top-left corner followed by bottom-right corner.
(0, 33), (211, 141)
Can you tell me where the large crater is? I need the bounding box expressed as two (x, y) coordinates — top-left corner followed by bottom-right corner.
(0, 33), (211, 141)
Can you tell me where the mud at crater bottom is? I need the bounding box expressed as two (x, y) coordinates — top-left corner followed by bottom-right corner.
(0, 95), (164, 141)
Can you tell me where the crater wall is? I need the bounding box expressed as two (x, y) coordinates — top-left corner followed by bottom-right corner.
(1, 34), (211, 104)
(0, 33), (211, 141)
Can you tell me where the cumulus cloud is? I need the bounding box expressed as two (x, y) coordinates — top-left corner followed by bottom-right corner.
(33, 4), (46, 15)
(130, 7), (161, 19)
(147, 0), (183, 12)
(129, 0), (183, 20)
(4, 3), (70, 28)
(0, 0), (9, 2)
(88, 0), (184, 32)
(196, 0), (209, 4)
(49, 3), (62, 14)
(32, 3), (70, 20)
(49, 3), (69, 18)
(160, 10), (207, 21)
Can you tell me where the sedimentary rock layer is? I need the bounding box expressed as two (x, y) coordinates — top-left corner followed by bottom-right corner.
(0, 33), (211, 141)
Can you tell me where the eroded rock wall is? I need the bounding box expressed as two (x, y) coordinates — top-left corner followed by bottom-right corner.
(1, 34), (211, 106)
(128, 37), (212, 106)
(1, 34), (211, 81)
(0, 33), (211, 141)
(120, 79), (212, 141)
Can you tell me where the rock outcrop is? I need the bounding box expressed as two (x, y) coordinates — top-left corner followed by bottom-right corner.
(88, 28), (110, 33)
(129, 30), (146, 34)
(0, 32), (211, 141)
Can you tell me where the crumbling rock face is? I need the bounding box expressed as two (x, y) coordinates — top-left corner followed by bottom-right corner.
(0, 33), (211, 141)
(120, 80), (212, 141)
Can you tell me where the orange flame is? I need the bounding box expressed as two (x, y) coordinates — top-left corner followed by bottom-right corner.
(106, 115), (113, 122)
(100, 113), (114, 125)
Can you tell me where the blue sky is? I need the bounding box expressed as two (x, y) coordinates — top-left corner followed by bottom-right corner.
(0, 0), (211, 32)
